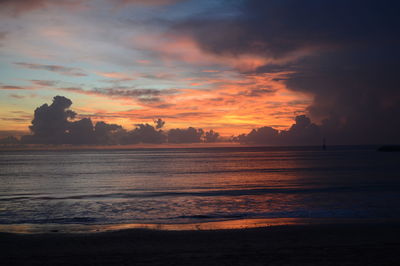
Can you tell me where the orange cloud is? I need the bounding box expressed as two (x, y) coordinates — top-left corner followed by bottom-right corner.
(133, 34), (271, 72)
(96, 72), (135, 81)
(61, 71), (312, 136)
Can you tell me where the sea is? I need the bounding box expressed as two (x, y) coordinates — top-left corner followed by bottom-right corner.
(1, 146), (400, 233)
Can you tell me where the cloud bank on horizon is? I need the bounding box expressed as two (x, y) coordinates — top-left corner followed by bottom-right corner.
(0, 0), (399, 145)
(2, 95), (319, 145)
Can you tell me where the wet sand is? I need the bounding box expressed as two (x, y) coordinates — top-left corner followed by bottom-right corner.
(1, 222), (400, 265)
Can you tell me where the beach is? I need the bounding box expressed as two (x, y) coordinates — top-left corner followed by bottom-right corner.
(2, 222), (400, 265)
(2, 147), (400, 265)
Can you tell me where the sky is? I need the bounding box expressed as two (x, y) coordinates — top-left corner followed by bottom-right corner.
(1, 0), (399, 144)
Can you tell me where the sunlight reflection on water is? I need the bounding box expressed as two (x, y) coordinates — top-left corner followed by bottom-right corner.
(1, 146), (400, 232)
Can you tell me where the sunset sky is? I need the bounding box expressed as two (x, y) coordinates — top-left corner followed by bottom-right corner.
(1, 0), (399, 144)
(0, 0), (312, 136)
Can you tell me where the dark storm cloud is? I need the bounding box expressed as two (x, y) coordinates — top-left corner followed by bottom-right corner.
(175, 0), (400, 144)
(15, 63), (87, 77)
(178, 0), (400, 59)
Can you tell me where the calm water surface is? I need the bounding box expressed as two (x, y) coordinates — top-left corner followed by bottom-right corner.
(1, 146), (400, 231)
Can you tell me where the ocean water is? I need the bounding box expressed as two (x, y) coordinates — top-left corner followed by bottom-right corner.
(1, 146), (400, 231)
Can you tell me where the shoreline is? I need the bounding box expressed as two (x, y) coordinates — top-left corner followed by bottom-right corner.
(1, 217), (399, 234)
(1, 221), (400, 265)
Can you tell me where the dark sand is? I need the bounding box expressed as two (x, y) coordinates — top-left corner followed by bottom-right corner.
(1, 223), (400, 265)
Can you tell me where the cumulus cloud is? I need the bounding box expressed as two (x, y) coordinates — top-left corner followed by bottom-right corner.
(168, 127), (204, 143)
(17, 96), (331, 146)
(15, 63), (87, 77)
(21, 96), (123, 145)
(204, 129), (219, 143)
(237, 115), (321, 146)
(19, 96), (223, 145)
(22, 96), (76, 144)
(94, 121), (123, 145)
(122, 124), (166, 144)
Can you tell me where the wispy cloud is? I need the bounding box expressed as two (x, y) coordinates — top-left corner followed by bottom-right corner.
(30, 80), (58, 87)
(1, 85), (32, 90)
(15, 62), (87, 77)
(60, 86), (179, 102)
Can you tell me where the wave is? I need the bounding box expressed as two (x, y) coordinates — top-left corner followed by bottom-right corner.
(0, 184), (396, 202)
(0, 209), (378, 226)
(0, 217), (98, 225)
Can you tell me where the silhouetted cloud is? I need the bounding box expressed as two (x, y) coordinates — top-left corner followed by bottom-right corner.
(0, 130), (27, 138)
(123, 124), (166, 144)
(168, 127), (204, 143)
(21, 96), (129, 145)
(20, 96), (224, 145)
(17, 96), (331, 146)
(154, 118), (165, 129)
(68, 118), (95, 144)
(237, 115), (321, 146)
(0, 136), (19, 145)
(204, 129), (219, 143)
(22, 96), (76, 144)
(94, 121), (123, 145)
(15, 63), (87, 77)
